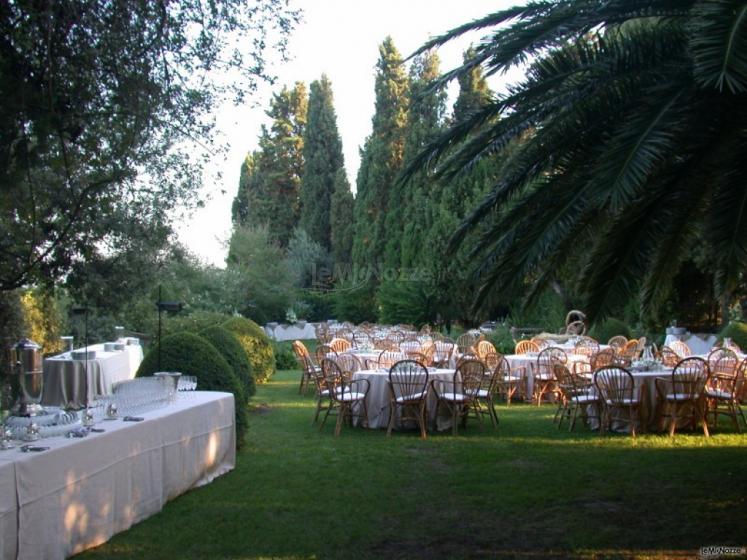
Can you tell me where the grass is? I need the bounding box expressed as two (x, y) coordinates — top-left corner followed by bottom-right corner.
(79, 364), (747, 559)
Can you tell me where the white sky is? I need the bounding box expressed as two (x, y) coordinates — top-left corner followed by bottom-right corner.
(176, 0), (524, 267)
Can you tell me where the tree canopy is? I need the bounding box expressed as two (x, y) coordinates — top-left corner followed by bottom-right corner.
(406, 0), (747, 322)
(0, 0), (300, 290)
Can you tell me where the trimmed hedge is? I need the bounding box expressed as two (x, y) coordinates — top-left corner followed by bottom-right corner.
(718, 321), (747, 350)
(589, 317), (632, 343)
(136, 332), (248, 447)
(222, 316), (276, 383)
(201, 326), (255, 398)
(163, 311), (229, 337)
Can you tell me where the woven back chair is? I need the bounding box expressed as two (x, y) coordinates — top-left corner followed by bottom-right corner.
(515, 340), (540, 355)
(420, 342), (436, 365)
(590, 348), (617, 371)
(705, 353), (745, 432)
(456, 331), (480, 354)
(329, 337), (352, 353)
(475, 340), (497, 361)
(533, 347), (567, 405)
(618, 339), (640, 365)
(658, 346), (681, 368)
(655, 357), (709, 437)
(493, 354), (525, 405)
(316, 344), (337, 365)
(292, 340), (319, 394)
(319, 358), (370, 436)
(387, 360), (430, 438)
(607, 336), (628, 351)
(573, 336), (600, 357)
(433, 340), (455, 367)
(670, 340), (691, 358)
(553, 364), (599, 431)
(353, 331), (372, 348)
(336, 328), (355, 345)
(400, 339), (422, 354)
(593, 366), (640, 436)
(529, 336), (549, 350)
(335, 353), (363, 380)
(434, 359), (486, 435)
(406, 352), (430, 367)
(315, 324), (332, 344)
(378, 350), (407, 370)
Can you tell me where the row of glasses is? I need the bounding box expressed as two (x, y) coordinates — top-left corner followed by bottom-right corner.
(112, 376), (173, 416)
(177, 375), (197, 391)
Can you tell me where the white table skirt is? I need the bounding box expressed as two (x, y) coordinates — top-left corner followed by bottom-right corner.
(43, 343), (144, 408)
(0, 391), (235, 560)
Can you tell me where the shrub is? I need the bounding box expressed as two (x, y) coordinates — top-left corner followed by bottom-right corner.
(589, 317), (632, 343)
(21, 288), (66, 354)
(300, 290), (334, 321)
(377, 280), (437, 328)
(201, 326), (255, 398)
(164, 310), (231, 337)
(717, 321), (747, 350)
(486, 324), (515, 355)
(136, 332), (248, 447)
(273, 343), (297, 370)
(332, 281), (378, 324)
(222, 316), (276, 383)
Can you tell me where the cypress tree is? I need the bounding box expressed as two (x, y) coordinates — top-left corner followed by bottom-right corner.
(352, 37), (409, 271)
(299, 75), (345, 250)
(231, 82), (307, 247)
(391, 51), (446, 270)
(330, 168), (354, 264)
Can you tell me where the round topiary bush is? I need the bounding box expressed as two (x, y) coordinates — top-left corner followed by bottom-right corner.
(589, 317), (632, 343)
(718, 321), (747, 350)
(136, 332), (248, 447)
(201, 326), (255, 398)
(222, 316), (276, 383)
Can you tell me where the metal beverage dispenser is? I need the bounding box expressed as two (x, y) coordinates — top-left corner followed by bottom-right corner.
(10, 339), (44, 416)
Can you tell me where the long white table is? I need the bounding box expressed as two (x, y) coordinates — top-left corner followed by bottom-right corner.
(0, 391), (235, 560)
(43, 343), (144, 408)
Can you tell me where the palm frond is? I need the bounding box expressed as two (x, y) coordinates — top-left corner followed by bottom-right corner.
(689, 0), (747, 93)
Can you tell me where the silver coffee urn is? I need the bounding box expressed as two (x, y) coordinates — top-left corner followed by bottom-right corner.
(10, 339), (45, 416)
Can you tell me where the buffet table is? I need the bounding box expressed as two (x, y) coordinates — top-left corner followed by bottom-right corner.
(42, 343), (144, 408)
(0, 391), (235, 560)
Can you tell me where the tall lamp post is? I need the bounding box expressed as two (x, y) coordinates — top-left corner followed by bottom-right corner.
(156, 286), (183, 371)
(70, 306), (89, 408)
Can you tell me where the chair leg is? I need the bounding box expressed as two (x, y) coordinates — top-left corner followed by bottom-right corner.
(334, 404), (346, 436)
(419, 401), (427, 439)
(452, 403), (459, 436)
(386, 401), (395, 436)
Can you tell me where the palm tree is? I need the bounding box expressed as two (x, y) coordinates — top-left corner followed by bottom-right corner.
(405, 0), (747, 323)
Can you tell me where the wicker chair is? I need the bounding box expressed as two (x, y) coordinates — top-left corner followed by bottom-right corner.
(617, 339), (640, 366)
(533, 347), (567, 405)
(316, 344), (337, 365)
(329, 337), (352, 353)
(607, 336), (628, 352)
(399, 339), (422, 354)
(387, 360), (430, 438)
(456, 331), (481, 354)
(491, 353), (525, 405)
(292, 340), (320, 394)
(669, 340), (692, 358)
(705, 354), (745, 432)
(655, 357), (710, 437)
(553, 363), (600, 431)
(319, 358), (370, 436)
(378, 350), (407, 370)
(335, 353), (363, 380)
(433, 340), (456, 367)
(573, 336), (600, 357)
(515, 340), (540, 355)
(432, 359), (484, 435)
(475, 340), (497, 362)
(658, 346), (681, 368)
(594, 366), (641, 436)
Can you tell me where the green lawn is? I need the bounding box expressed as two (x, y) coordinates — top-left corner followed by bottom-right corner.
(79, 367), (747, 559)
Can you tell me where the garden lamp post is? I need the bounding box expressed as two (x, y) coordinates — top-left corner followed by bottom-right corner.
(156, 286), (183, 371)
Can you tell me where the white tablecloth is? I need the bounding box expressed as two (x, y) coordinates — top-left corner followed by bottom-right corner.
(352, 368), (455, 430)
(42, 343), (144, 408)
(0, 391), (235, 560)
(664, 333), (717, 355)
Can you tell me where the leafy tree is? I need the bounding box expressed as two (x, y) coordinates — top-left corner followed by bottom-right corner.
(330, 168), (355, 264)
(352, 37), (410, 269)
(300, 76), (346, 250)
(408, 0), (747, 323)
(286, 228), (331, 289)
(226, 224), (295, 323)
(387, 51), (446, 269)
(0, 0), (300, 290)
(232, 82), (307, 247)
